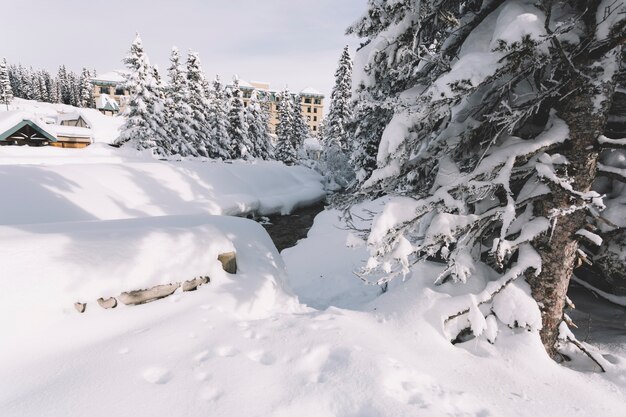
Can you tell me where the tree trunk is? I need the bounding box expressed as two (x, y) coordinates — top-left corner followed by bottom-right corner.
(529, 56), (618, 358)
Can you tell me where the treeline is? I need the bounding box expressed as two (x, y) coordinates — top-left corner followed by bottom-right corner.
(117, 35), (312, 162)
(5, 63), (94, 108)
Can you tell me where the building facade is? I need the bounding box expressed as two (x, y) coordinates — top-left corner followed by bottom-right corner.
(238, 81), (324, 135)
(90, 71), (130, 116)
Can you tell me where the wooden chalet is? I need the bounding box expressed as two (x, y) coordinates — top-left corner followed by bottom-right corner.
(0, 112), (57, 147)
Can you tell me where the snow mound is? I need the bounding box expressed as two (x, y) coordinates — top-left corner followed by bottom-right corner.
(0, 149), (325, 225)
(0, 214), (300, 333)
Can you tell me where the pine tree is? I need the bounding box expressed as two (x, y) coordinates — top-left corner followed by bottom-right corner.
(79, 67), (94, 108)
(347, 0), (626, 360)
(186, 52), (216, 158)
(208, 75), (233, 159)
(116, 34), (160, 153)
(57, 65), (71, 104)
(0, 58), (13, 110)
(326, 46), (353, 150)
(292, 94), (310, 155)
(227, 76), (252, 159)
(275, 88), (297, 165)
(165, 47), (197, 157)
(246, 90), (273, 160)
(149, 65), (172, 157)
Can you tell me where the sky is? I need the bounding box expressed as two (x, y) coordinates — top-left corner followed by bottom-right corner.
(0, 0), (367, 101)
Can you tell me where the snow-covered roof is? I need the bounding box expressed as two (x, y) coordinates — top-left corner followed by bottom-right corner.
(96, 94), (120, 112)
(0, 111), (58, 142)
(49, 124), (93, 141)
(238, 79), (254, 89)
(91, 70), (129, 84)
(300, 87), (323, 96)
(56, 112), (92, 128)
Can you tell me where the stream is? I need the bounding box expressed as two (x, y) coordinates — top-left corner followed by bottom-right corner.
(257, 201), (326, 252)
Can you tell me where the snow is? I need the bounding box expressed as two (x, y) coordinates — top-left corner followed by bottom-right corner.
(300, 86), (322, 96)
(0, 146), (324, 224)
(0, 180), (625, 416)
(91, 69), (129, 83)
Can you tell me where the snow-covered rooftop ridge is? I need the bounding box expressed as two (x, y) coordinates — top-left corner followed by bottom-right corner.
(299, 87), (323, 96)
(0, 111), (56, 139)
(96, 94), (120, 111)
(91, 70), (129, 83)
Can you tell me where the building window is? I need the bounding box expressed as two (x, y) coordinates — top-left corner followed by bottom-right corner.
(313, 126), (317, 131)
(244, 102), (248, 107)
(307, 107), (312, 113)
(313, 116), (317, 121)
(313, 108), (318, 113)
(100, 86), (109, 94)
(115, 87), (125, 95)
(314, 99), (321, 105)
(304, 98), (311, 104)
(307, 116), (311, 121)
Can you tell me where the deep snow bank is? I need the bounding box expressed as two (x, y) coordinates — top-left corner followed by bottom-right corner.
(0, 214), (301, 340)
(0, 145), (325, 224)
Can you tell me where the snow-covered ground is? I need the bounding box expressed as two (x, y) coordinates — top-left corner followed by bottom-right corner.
(1, 198), (625, 417)
(0, 127), (625, 415)
(0, 144), (325, 225)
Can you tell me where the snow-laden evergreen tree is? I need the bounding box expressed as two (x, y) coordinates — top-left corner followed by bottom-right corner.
(346, 0), (626, 362)
(0, 58), (13, 110)
(246, 90), (273, 159)
(320, 46), (355, 189)
(165, 47), (197, 157)
(208, 75), (233, 159)
(326, 46), (353, 150)
(79, 67), (94, 108)
(293, 94), (311, 153)
(148, 65), (172, 157)
(186, 52), (217, 158)
(227, 76), (252, 159)
(57, 65), (71, 104)
(116, 34), (161, 153)
(274, 89), (297, 165)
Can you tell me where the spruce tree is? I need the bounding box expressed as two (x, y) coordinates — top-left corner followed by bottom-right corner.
(274, 88), (297, 165)
(246, 90), (273, 160)
(208, 75), (233, 159)
(292, 94), (310, 155)
(347, 0), (626, 360)
(116, 34), (159, 152)
(186, 52), (216, 158)
(227, 76), (252, 159)
(326, 45), (353, 150)
(0, 58), (13, 110)
(165, 47), (197, 157)
(79, 67), (94, 108)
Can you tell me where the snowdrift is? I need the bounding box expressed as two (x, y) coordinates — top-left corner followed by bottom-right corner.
(0, 214), (300, 336)
(0, 145), (325, 225)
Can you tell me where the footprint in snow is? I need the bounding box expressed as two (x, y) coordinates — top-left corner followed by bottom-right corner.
(246, 350), (276, 365)
(194, 350), (212, 363)
(199, 384), (222, 402)
(142, 367), (172, 384)
(215, 346), (239, 357)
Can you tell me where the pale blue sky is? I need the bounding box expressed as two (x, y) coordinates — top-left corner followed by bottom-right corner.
(1, 0), (367, 99)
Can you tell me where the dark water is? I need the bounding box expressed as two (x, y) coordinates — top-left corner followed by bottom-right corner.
(567, 282), (626, 349)
(257, 202), (326, 252)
